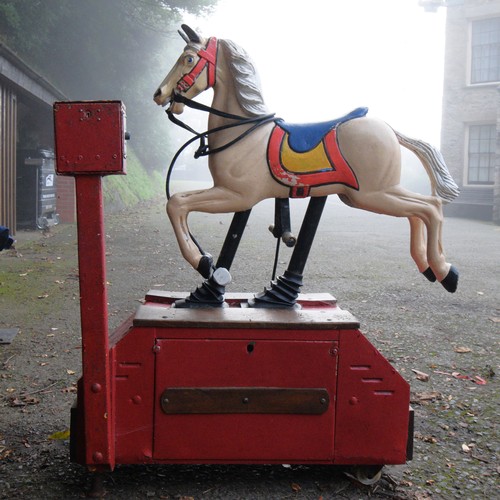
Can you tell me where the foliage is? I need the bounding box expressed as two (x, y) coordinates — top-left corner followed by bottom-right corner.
(0, 0), (216, 172)
(103, 148), (164, 210)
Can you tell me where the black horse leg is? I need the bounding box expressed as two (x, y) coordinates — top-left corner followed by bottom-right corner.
(269, 199), (296, 279)
(174, 209), (252, 308)
(248, 196), (327, 309)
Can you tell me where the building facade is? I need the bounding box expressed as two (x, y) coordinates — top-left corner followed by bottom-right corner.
(0, 42), (74, 234)
(440, 0), (500, 223)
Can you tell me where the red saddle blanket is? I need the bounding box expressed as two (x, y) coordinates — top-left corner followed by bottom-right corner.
(267, 121), (360, 197)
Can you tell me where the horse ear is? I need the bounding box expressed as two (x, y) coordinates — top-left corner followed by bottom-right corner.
(178, 29), (190, 44)
(181, 24), (202, 44)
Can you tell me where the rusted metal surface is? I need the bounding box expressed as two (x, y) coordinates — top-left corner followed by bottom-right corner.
(159, 387), (330, 414)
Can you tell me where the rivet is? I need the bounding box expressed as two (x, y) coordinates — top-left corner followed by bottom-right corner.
(132, 395), (142, 405)
(92, 451), (103, 463)
(242, 397), (249, 404)
(349, 396), (359, 405)
(91, 383), (102, 393)
(320, 398), (327, 405)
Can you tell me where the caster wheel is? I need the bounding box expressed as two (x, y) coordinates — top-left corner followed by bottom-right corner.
(344, 465), (383, 485)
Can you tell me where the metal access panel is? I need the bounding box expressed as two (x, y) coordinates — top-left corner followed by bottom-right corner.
(153, 338), (338, 462)
(53, 101), (126, 175)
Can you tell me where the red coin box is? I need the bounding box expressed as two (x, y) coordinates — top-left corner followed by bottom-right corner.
(54, 101), (126, 175)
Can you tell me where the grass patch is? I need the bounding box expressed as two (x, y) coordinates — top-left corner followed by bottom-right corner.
(103, 149), (163, 210)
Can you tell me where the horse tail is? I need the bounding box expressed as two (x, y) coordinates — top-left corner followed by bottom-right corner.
(394, 130), (460, 203)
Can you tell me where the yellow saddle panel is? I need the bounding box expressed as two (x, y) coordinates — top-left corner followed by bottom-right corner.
(281, 135), (333, 174)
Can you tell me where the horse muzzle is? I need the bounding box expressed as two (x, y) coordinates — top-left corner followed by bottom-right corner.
(153, 88), (171, 107)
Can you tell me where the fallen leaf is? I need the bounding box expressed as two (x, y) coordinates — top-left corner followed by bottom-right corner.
(454, 346), (472, 353)
(411, 369), (430, 382)
(462, 443), (471, 453)
(412, 391), (442, 403)
(291, 482), (301, 492)
(37, 293), (49, 299)
(9, 396), (40, 407)
(489, 317), (500, 323)
(66, 369), (76, 375)
(415, 432), (438, 443)
(61, 385), (77, 393)
(473, 376), (487, 385)
(48, 429), (70, 440)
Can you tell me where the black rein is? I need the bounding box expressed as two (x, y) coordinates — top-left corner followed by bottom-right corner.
(165, 92), (276, 199)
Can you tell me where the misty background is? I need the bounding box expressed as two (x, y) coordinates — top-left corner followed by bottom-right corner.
(0, 0), (445, 196)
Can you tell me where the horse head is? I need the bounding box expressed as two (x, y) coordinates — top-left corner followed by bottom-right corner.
(153, 24), (216, 115)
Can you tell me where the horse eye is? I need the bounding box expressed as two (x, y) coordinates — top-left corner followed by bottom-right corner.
(186, 56), (194, 64)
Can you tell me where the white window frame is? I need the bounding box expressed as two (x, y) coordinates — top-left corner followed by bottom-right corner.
(468, 16), (500, 86)
(464, 123), (497, 187)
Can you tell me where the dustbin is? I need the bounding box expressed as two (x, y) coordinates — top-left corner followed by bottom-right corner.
(16, 149), (59, 230)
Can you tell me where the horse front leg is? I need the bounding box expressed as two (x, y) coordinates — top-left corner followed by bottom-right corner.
(167, 190), (213, 278)
(166, 187), (252, 306)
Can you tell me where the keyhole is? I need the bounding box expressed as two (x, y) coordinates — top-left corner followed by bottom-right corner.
(247, 342), (255, 354)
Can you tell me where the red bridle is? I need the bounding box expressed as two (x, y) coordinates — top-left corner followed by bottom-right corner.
(176, 37), (217, 93)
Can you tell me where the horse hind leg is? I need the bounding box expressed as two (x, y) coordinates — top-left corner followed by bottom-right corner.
(349, 187), (458, 292)
(409, 216), (436, 282)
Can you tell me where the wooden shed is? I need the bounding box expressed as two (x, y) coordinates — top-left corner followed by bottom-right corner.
(0, 42), (69, 234)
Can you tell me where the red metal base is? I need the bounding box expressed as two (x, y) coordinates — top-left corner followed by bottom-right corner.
(71, 292), (412, 470)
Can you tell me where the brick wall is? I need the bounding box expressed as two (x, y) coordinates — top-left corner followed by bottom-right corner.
(56, 175), (75, 224)
(440, 0), (500, 222)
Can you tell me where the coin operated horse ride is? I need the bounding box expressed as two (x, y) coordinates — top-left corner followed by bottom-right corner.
(52, 24), (460, 491)
(154, 25), (459, 309)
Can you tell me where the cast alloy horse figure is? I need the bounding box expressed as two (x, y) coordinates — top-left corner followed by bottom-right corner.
(153, 24), (459, 307)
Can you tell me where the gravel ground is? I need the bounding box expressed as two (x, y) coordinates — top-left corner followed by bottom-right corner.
(0, 194), (498, 499)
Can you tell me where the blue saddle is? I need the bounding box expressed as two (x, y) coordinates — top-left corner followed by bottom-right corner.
(277, 107), (368, 153)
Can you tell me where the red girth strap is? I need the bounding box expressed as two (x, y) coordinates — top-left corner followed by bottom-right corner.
(177, 37), (217, 93)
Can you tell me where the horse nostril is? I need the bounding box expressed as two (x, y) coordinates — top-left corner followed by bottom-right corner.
(154, 88), (162, 98)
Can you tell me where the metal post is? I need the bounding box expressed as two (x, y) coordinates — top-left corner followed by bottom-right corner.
(75, 176), (114, 470)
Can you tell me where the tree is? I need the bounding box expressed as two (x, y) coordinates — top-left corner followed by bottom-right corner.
(0, 0), (217, 170)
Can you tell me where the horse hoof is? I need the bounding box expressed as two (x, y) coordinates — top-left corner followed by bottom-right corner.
(197, 254), (214, 279)
(422, 267), (437, 282)
(440, 265), (459, 293)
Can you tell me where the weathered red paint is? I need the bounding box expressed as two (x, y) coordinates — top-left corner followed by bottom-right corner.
(54, 101), (411, 474)
(54, 101), (126, 176)
(54, 101), (126, 470)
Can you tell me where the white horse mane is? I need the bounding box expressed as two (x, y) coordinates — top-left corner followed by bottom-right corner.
(219, 39), (269, 116)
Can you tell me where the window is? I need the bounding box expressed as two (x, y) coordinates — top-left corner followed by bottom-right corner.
(471, 17), (500, 84)
(467, 124), (496, 185)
